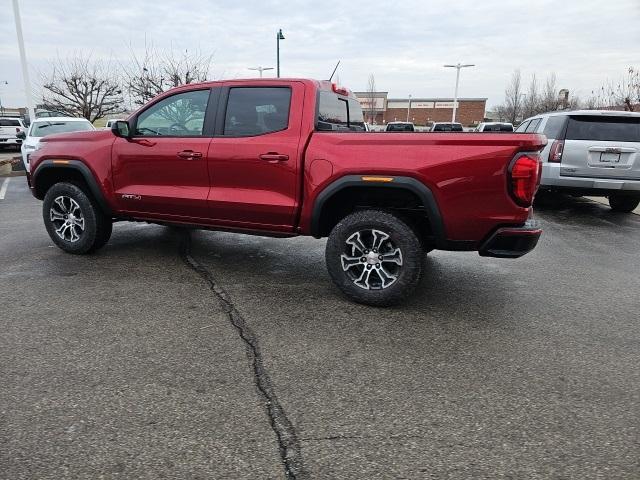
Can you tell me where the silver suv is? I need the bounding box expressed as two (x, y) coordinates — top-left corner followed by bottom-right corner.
(516, 110), (640, 212)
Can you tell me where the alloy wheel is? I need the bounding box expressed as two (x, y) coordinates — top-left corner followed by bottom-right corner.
(340, 229), (403, 290)
(50, 195), (85, 242)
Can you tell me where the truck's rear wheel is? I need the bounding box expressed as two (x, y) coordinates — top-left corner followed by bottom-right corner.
(326, 210), (424, 306)
(43, 182), (112, 254)
(608, 194), (640, 213)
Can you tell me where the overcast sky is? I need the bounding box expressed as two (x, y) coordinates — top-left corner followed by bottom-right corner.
(0, 0), (638, 110)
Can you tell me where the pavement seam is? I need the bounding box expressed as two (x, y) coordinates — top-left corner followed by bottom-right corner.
(179, 231), (306, 480)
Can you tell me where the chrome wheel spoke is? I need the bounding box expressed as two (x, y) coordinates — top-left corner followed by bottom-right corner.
(54, 197), (68, 213)
(346, 232), (368, 254)
(371, 230), (389, 251)
(380, 248), (403, 266)
(354, 267), (374, 289)
(50, 210), (65, 221)
(341, 254), (364, 271)
(376, 266), (398, 288)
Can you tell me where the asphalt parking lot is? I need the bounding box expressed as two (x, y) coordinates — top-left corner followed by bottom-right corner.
(1, 177), (639, 479)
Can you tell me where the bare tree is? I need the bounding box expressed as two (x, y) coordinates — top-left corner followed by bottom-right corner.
(603, 67), (639, 111)
(523, 74), (539, 119)
(502, 69), (523, 124)
(123, 43), (213, 107)
(365, 74), (378, 124)
(42, 55), (124, 122)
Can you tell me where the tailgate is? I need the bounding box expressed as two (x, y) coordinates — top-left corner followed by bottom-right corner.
(560, 115), (640, 180)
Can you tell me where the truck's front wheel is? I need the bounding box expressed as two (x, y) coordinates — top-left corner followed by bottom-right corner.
(326, 210), (424, 306)
(43, 182), (112, 254)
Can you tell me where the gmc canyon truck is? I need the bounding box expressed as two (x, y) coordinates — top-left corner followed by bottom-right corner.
(27, 79), (545, 306)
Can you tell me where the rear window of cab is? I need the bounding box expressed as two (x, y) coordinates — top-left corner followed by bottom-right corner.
(316, 91), (365, 131)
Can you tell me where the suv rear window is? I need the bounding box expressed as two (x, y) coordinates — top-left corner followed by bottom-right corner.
(542, 116), (567, 139)
(566, 116), (640, 142)
(317, 92), (365, 131)
(0, 119), (21, 126)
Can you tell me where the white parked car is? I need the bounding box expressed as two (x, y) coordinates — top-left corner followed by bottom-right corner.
(430, 122), (463, 132)
(0, 117), (27, 150)
(475, 122), (514, 132)
(103, 118), (124, 130)
(19, 117), (95, 172)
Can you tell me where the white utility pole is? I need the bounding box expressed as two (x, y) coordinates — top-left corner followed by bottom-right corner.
(12, 0), (36, 123)
(444, 63), (474, 123)
(406, 94), (412, 122)
(248, 66), (275, 78)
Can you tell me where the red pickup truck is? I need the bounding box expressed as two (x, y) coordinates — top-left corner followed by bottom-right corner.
(27, 78), (545, 306)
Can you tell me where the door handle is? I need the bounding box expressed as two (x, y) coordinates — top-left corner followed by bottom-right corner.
(177, 150), (203, 159)
(259, 153), (289, 163)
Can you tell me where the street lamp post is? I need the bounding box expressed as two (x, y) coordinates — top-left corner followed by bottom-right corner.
(406, 94), (412, 122)
(444, 63), (475, 123)
(11, 0), (36, 123)
(248, 66), (274, 78)
(276, 29), (285, 78)
(0, 81), (8, 116)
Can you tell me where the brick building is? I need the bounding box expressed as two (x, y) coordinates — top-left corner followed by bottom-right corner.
(354, 92), (487, 127)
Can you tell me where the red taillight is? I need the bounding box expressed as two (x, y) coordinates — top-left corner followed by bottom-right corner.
(548, 139), (564, 163)
(16, 127), (20, 133)
(509, 153), (541, 207)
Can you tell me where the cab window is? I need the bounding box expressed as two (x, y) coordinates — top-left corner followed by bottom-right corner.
(223, 87), (291, 136)
(135, 89), (210, 136)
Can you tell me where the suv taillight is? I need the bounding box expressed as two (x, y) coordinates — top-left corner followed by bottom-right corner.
(509, 153), (542, 207)
(16, 127), (20, 133)
(548, 139), (564, 163)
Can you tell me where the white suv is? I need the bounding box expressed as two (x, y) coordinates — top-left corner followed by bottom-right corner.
(517, 110), (640, 212)
(0, 117), (26, 150)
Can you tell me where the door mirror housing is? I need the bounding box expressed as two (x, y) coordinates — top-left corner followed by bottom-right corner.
(16, 131), (27, 140)
(112, 120), (131, 139)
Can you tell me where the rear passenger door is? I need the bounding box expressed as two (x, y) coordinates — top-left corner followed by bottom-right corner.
(207, 82), (305, 231)
(561, 115), (640, 180)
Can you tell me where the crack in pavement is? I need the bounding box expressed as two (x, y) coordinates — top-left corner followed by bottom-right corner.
(179, 231), (306, 480)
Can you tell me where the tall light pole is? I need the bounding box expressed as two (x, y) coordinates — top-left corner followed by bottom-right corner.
(406, 94), (412, 122)
(276, 29), (285, 78)
(444, 63), (474, 123)
(248, 66), (274, 78)
(12, 0), (36, 124)
(0, 81), (8, 116)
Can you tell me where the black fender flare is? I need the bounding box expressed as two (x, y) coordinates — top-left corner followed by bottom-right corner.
(310, 174), (447, 246)
(32, 159), (112, 215)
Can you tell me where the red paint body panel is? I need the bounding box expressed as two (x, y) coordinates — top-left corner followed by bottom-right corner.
(300, 132), (546, 240)
(28, 78), (546, 249)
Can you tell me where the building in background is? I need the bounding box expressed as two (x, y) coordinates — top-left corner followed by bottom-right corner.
(354, 92), (487, 127)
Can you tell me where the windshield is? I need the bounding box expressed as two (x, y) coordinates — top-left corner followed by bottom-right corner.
(30, 121), (94, 137)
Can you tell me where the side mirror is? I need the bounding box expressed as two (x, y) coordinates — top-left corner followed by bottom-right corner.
(16, 131), (27, 140)
(111, 120), (131, 139)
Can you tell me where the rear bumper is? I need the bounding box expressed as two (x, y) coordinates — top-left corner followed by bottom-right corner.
(541, 163), (640, 194)
(479, 223), (542, 258)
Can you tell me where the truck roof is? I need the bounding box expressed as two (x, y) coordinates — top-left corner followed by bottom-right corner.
(162, 78), (356, 98)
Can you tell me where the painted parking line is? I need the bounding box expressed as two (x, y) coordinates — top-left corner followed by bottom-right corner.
(0, 178), (10, 200)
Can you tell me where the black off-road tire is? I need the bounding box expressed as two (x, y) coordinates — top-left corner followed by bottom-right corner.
(326, 209), (424, 306)
(608, 194), (640, 213)
(43, 182), (112, 254)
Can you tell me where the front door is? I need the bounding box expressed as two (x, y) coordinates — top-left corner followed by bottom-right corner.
(207, 83), (305, 231)
(112, 88), (215, 220)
